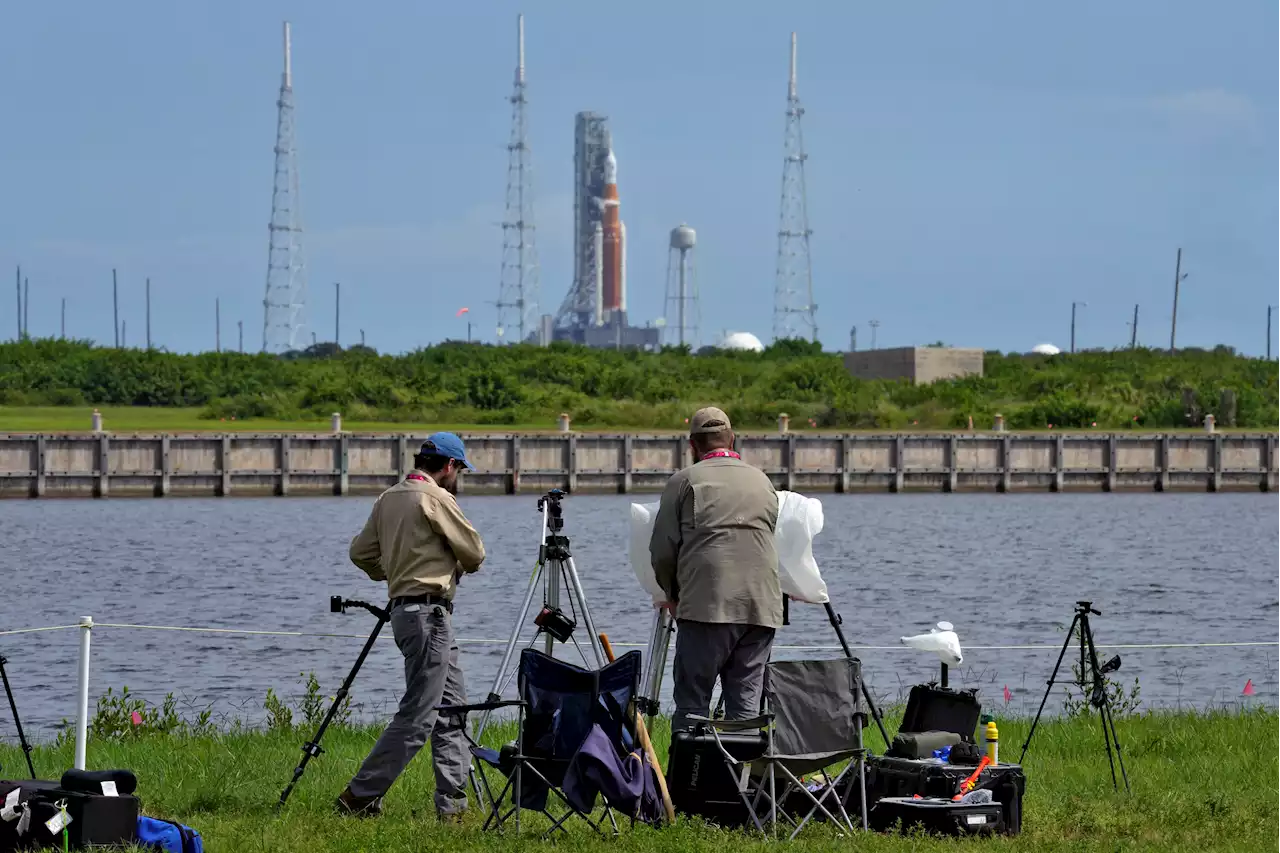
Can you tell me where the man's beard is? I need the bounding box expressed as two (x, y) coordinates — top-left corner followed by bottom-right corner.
(442, 474), (459, 495)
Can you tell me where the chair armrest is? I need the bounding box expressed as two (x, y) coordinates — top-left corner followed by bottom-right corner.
(437, 699), (526, 715)
(687, 713), (773, 732)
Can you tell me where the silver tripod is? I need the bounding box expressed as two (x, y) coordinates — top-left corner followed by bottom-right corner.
(474, 488), (606, 742)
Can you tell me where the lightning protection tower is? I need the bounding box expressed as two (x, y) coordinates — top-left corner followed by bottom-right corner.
(496, 14), (541, 345)
(772, 32), (818, 344)
(663, 224), (700, 349)
(262, 21), (307, 354)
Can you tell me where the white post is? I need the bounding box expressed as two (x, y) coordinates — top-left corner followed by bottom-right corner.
(778, 413), (790, 434)
(1203, 414), (1216, 434)
(558, 413), (571, 433)
(331, 412), (342, 433)
(75, 616), (93, 770)
(91, 409), (103, 433)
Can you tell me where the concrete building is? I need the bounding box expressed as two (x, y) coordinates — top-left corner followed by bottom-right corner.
(844, 346), (985, 384)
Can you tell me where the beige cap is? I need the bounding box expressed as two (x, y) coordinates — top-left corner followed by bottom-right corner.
(689, 407), (733, 435)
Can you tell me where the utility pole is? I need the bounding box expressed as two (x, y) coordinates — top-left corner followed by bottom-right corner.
(1268, 305), (1275, 361)
(334, 281), (340, 347)
(849, 325), (857, 352)
(122, 321), (127, 348)
(145, 278), (152, 350)
(23, 278), (28, 340)
(1169, 248), (1186, 354)
(1130, 304), (1139, 349)
(868, 319), (880, 350)
(61, 298), (66, 339)
(238, 320), (244, 353)
(360, 329), (365, 347)
(14, 266), (21, 340)
(1070, 301), (1086, 353)
(215, 298), (221, 353)
(112, 269), (120, 348)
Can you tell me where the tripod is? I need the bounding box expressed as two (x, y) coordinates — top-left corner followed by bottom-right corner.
(0, 654), (37, 779)
(640, 597), (892, 748)
(277, 597), (390, 810)
(474, 489), (605, 742)
(1019, 601), (1130, 792)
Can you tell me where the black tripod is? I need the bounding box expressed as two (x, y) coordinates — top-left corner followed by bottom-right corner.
(0, 654), (37, 779)
(277, 597), (390, 810)
(1019, 601), (1130, 792)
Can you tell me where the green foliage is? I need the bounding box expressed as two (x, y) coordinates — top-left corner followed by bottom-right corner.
(1, 338), (1275, 430)
(56, 686), (214, 744)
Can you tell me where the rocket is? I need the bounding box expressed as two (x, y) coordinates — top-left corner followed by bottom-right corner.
(599, 146), (626, 321)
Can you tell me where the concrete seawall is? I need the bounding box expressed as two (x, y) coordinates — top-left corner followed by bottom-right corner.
(1, 432), (1275, 498)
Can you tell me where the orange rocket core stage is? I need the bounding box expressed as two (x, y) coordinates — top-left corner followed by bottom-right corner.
(601, 185), (622, 313)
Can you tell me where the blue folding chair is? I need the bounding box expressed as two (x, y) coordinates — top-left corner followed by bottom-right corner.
(440, 648), (650, 836)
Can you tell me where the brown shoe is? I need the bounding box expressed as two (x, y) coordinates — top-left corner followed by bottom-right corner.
(335, 787), (383, 818)
(436, 810), (465, 825)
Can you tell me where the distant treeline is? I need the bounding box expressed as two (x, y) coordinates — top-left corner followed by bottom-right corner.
(1, 338), (1276, 429)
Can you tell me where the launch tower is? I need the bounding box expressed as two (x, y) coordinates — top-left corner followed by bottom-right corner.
(495, 14), (540, 345)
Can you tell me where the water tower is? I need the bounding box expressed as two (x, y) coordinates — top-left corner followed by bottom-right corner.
(663, 223), (700, 348)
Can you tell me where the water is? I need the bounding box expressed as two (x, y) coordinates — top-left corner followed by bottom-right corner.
(1, 493), (1276, 738)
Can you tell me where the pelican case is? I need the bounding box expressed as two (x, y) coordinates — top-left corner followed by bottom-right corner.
(0, 778), (140, 851)
(896, 684), (982, 744)
(860, 756), (1025, 835)
(667, 729), (767, 828)
(869, 796), (1004, 836)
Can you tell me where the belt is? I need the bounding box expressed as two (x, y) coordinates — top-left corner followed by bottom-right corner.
(389, 594), (453, 614)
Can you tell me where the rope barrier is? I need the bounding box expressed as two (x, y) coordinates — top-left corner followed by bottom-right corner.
(2, 621), (1275, 652)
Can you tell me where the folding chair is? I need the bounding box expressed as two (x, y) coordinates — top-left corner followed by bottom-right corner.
(691, 657), (869, 839)
(440, 647), (650, 837)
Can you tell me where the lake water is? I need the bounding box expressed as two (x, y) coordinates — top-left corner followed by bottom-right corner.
(1, 492), (1276, 739)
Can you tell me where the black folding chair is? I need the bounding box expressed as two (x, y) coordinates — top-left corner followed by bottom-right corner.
(691, 657), (869, 839)
(440, 648), (647, 837)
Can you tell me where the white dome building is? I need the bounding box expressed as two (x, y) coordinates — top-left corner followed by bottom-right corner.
(1031, 343), (1061, 355)
(718, 331), (765, 352)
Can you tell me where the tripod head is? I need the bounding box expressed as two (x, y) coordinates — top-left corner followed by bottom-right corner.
(537, 489), (566, 533)
(1076, 600), (1101, 616)
(330, 596), (389, 622)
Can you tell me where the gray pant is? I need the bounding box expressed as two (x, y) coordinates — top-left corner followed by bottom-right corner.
(348, 603), (470, 813)
(671, 619), (776, 732)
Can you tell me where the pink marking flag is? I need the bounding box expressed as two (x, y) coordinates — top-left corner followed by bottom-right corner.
(1242, 679), (1255, 697)
(1003, 685), (1012, 704)
(130, 711), (143, 726)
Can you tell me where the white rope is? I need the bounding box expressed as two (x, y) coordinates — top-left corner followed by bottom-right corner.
(2, 622), (1275, 652)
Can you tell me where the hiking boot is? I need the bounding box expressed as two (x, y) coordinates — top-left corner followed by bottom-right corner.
(436, 809), (465, 825)
(335, 787), (383, 818)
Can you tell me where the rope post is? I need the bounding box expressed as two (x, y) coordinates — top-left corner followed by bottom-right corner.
(75, 616), (93, 770)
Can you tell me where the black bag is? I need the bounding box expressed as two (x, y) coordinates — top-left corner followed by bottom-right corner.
(0, 779), (139, 851)
(667, 729), (767, 827)
(899, 685), (982, 742)
(869, 796), (1003, 836)
(861, 755), (1025, 835)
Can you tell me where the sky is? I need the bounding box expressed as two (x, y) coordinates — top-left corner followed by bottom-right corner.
(1, 1), (1276, 356)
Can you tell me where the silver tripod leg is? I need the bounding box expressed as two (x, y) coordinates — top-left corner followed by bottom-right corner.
(642, 607), (676, 726)
(476, 559), (543, 740)
(561, 556), (605, 667)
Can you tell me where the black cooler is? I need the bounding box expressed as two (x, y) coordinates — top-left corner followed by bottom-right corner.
(1, 778), (139, 852)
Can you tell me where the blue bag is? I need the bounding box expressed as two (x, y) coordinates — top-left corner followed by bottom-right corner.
(136, 815), (204, 852)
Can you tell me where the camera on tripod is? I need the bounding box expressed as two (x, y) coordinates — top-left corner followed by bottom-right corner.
(538, 489), (566, 533)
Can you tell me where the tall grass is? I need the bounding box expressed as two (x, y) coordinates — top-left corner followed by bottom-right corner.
(2, 709), (1275, 852)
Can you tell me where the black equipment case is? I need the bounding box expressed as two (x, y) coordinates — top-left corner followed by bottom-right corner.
(667, 729), (766, 828)
(868, 796), (1003, 836)
(1, 779), (139, 851)
(898, 684), (981, 743)
(862, 756), (1025, 835)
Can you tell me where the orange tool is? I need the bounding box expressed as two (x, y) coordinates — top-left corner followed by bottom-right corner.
(953, 755), (992, 800)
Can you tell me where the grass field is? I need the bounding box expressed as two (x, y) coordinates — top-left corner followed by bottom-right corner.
(1, 405), (1272, 435)
(2, 709), (1275, 852)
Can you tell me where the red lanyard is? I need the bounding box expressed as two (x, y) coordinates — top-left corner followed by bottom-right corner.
(406, 473), (428, 482)
(699, 449), (741, 461)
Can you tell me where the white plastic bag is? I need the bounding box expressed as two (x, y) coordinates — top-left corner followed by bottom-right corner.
(900, 621), (963, 666)
(628, 491), (829, 605)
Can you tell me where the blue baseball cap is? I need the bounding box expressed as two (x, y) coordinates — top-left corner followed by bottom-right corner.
(420, 432), (474, 470)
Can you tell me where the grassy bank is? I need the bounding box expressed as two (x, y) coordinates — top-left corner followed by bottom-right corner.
(2, 338), (1276, 431)
(2, 709), (1275, 852)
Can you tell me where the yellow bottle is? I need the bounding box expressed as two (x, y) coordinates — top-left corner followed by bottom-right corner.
(985, 721), (999, 766)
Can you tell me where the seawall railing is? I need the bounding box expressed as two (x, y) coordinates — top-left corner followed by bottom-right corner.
(0, 431), (1275, 498)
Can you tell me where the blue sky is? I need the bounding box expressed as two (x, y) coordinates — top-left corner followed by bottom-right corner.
(2, 1), (1275, 356)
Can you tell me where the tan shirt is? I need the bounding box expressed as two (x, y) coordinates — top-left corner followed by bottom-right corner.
(649, 456), (783, 628)
(349, 471), (486, 600)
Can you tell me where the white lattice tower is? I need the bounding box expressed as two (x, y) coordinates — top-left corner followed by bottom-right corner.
(496, 14), (540, 345)
(772, 32), (818, 343)
(262, 21), (307, 353)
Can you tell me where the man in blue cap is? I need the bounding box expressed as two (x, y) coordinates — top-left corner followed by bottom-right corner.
(336, 432), (486, 820)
